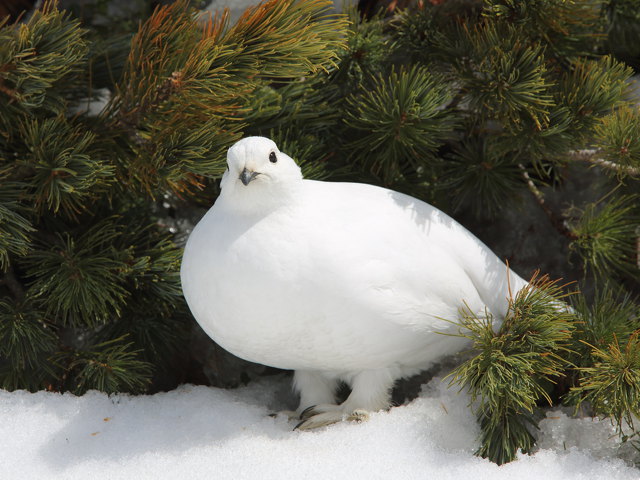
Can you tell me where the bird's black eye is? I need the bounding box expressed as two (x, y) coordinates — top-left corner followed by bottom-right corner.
(269, 151), (277, 163)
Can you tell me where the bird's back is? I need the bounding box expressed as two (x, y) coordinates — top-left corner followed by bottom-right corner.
(299, 180), (528, 318)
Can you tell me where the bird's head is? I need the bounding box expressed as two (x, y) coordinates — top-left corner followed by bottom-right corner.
(218, 137), (303, 213)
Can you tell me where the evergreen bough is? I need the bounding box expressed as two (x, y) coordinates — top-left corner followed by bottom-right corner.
(0, 0), (347, 394)
(447, 274), (576, 464)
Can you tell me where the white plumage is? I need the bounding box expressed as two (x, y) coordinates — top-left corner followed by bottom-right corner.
(180, 136), (529, 429)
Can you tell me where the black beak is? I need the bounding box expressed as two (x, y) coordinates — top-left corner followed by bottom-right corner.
(239, 168), (260, 186)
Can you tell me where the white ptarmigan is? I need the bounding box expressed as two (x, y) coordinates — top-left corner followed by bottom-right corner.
(180, 136), (529, 429)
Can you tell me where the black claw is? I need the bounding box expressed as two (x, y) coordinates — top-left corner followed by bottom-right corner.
(293, 419), (307, 430)
(299, 405), (317, 420)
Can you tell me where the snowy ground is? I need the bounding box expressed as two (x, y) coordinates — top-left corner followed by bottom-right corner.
(0, 374), (638, 480)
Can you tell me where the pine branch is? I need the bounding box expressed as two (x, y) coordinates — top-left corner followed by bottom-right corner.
(223, 0), (348, 78)
(100, 302), (188, 365)
(392, 1), (483, 64)
(568, 287), (638, 369)
(19, 116), (114, 217)
(453, 23), (554, 129)
(106, 0), (348, 196)
(442, 137), (523, 217)
(343, 65), (455, 183)
(0, 298), (57, 382)
(0, 181), (33, 270)
(446, 272), (576, 464)
(592, 157), (640, 176)
(485, 0), (602, 58)
(569, 149), (640, 176)
(23, 219), (131, 327)
(518, 163), (577, 240)
(570, 333), (640, 436)
(329, 8), (390, 91)
(54, 337), (153, 394)
(556, 56), (632, 139)
(567, 194), (640, 279)
(112, 71), (188, 144)
(0, 1), (88, 122)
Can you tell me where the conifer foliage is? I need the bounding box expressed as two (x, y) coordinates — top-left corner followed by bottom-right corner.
(0, 0), (347, 393)
(1, 0), (640, 467)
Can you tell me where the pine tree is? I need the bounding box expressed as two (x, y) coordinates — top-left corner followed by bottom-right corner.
(0, 0), (347, 393)
(1, 0), (639, 467)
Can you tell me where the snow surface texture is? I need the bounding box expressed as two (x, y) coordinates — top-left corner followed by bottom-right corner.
(1, 375), (637, 480)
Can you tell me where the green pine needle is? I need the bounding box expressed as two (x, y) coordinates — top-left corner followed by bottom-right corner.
(569, 286), (639, 367)
(568, 194), (639, 279)
(392, 1), (483, 64)
(595, 106), (640, 176)
(55, 337), (153, 395)
(0, 2), (88, 119)
(447, 273), (576, 464)
(222, 0), (348, 79)
(476, 409), (538, 466)
(99, 307), (187, 365)
(23, 220), (130, 326)
(558, 56), (633, 139)
(245, 79), (339, 134)
(344, 65), (455, 183)
(484, 0), (601, 58)
(442, 136), (523, 217)
(108, 0), (347, 195)
(331, 8), (390, 89)
(0, 298), (57, 371)
(571, 332), (640, 434)
(457, 23), (554, 129)
(20, 116), (114, 216)
(0, 182), (34, 269)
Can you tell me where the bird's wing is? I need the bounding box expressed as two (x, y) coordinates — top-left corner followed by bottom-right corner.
(299, 180), (528, 329)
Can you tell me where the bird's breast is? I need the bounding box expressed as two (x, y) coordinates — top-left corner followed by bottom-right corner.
(182, 209), (328, 368)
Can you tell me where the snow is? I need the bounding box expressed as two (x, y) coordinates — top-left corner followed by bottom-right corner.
(69, 88), (111, 117)
(0, 375), (637, 480)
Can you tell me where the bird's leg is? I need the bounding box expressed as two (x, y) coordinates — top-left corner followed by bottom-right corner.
(293, 370), (339, 414)
(295, 369), (395, 431)
(272, 370), (338, 421)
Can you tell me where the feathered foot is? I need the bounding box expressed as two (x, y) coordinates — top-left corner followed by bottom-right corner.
(294, 404), (370, 430)
(292, 369), (395, 430)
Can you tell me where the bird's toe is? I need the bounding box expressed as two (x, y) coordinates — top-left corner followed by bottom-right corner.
(346, 409), (369, 423)
(294, 406), (370, 431)
(298, 405), (317, 420)
(298, 403), (340, 420)
(294, 411), (343, 430)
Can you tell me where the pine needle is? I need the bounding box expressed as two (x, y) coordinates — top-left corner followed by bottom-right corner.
(446, 272), (576, 464)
